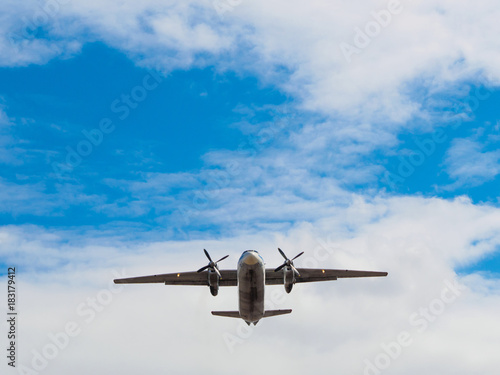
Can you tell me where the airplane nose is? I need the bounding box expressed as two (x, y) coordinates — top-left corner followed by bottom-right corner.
(242, 252), (260, 265)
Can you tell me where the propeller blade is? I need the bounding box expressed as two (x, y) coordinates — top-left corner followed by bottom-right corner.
(291, 264), (300, 277)
(278, 248), (287, 260)
(214, 267), (222, 278)
(274, 264), (286, 272)
(215, 255), (229, 264)
(204, 249), (212, 262)
(291, 252), (304, 261)
(197, 265), (209, 273)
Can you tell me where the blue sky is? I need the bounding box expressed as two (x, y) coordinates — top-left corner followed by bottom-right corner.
(2, 43), (499, 221)
(1, 41), (499, 256)
(1, 2), (500, 374)
(0, 42), (290, 228)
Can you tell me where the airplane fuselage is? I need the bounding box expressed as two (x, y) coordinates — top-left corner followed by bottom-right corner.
(237, 250), (265, 324)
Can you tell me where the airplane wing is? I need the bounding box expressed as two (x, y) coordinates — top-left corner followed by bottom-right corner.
(265, 268), (387, 285)
(114, 269), (238, 286)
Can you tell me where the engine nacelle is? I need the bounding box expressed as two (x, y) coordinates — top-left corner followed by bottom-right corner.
(283, 268), (295, 294)
(208, 270), (220, 296)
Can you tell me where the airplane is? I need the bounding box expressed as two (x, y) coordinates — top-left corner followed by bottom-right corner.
(114, 248), (388, 326)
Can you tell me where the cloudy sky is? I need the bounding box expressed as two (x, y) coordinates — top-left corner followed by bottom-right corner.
(1, 0), (500, 374)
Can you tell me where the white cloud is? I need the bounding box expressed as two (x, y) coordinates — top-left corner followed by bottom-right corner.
(2, 0), (500, 194)
(3, 194), (500, 374)
(0, 0), (81, 66)
(2, 4), (499, 373)
(0, 178), (106, 217)
(3, 0), (500, 123)
(444, 137), (500, 187)
(0, 106), (25, 165)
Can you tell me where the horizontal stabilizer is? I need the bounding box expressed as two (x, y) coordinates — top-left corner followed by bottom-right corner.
(211, 310), (292, 319)
(263, 309), (292, 317)
(211, 311), (240, 318)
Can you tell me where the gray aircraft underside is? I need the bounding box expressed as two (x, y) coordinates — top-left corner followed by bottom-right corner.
(114, 249), (388, 325)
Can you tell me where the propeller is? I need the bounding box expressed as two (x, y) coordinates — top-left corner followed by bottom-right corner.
(196, 249), (229, 278)
(274, 248), (304, 276)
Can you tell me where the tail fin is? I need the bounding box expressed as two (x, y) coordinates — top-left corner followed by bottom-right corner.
(263, 309), (292, 317)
